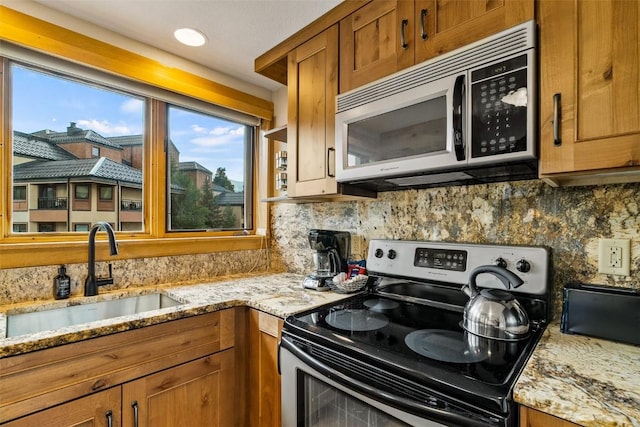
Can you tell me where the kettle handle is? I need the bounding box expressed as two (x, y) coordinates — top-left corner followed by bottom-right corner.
(468, 265), (524, 295)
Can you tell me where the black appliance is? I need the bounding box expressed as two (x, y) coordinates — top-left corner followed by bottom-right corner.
(302, 229), (351, 291)
(280, 240), (550, 427)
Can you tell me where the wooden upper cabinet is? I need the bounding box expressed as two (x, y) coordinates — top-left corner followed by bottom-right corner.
(415, 0), (533, 63)
(340, 0), (533, 93)
(538, 0), (640, 183)
(340, 1), (415, 93)
(287, 25), (339, 197)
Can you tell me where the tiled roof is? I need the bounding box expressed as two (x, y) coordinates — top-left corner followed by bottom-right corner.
(178, 161), (212, 174)
(32, 127), (124, 150)
(217, 191), (244, 206)
(13, 131), (76, 161)
(107, 134), (143, 146)
(14, 157), (142, 185)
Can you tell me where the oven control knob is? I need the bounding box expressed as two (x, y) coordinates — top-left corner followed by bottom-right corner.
(387, 249), (397, 260)
(494, 257), (507, 268)
(374, 249), (384, 258)
(516, 259), (531, 273)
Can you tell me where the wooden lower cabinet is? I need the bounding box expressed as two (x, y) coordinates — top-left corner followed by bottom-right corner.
(4, 388), (122, 427)
(247, 309), (283, 427)
(520, 406), (581, 427)
(0, 310), (238, 427)
(122, 351), (235, 427)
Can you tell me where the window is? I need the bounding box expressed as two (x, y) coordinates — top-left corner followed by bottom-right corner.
(13, 186), (26, 201)
(38, 223), (55, 232)
(1, 18), (269, 268)
(167, 106), (254, 232)
(13, 223), (27, 233)
(74, 223), (90, 232)
(75, 184), (90, 200)
(99, 186), (113, 201)
(11, 62), (145, 233)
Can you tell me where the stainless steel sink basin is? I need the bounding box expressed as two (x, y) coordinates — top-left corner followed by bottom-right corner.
(5, 293), (183, 338)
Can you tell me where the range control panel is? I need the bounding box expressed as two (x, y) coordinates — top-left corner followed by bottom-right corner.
(367, 240), (549, 295)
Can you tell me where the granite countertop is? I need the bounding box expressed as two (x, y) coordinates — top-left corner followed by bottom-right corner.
(0, 272), (351, 358)
(514, 324), (640, 427)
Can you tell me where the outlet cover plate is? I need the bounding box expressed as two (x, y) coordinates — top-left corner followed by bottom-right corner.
(598, 238), (631, 276)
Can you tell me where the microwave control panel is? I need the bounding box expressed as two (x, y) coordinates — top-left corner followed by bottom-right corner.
(470, 54), (528, 158)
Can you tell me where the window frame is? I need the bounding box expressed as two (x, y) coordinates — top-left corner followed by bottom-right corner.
(0, 7), (272, 269)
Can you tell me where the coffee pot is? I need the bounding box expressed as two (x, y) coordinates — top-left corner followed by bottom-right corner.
(302, 229), (350, 291)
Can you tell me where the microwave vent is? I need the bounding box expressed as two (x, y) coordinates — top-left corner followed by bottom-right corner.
(337, 20), (535, 113)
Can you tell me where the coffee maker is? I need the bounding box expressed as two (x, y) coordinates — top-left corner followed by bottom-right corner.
(302, 229), (351, 291)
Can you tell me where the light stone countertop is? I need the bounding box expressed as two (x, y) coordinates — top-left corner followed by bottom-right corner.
(0, 272), (351, 358)
(3, 274), (639, 426)
(514, 324), (640, 427)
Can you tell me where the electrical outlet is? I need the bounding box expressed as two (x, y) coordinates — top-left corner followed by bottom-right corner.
(598, 238), (631, 276)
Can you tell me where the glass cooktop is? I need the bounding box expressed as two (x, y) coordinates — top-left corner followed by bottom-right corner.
(284, 290), (544, 414)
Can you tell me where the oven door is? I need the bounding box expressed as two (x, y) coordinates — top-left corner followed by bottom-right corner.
(280, 344), (444, 427)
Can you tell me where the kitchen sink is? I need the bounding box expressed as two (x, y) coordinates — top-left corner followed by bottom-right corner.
(5, 293), (183, 338)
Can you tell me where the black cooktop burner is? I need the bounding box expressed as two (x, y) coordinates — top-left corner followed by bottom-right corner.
(405, 329), (486, 364)
(363, 298), (400, 311)
(325, 308), (390, 331)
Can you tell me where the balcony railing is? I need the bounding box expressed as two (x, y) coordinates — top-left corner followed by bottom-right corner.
(38, 197), (68, 210)
(121, 199), (142, 211)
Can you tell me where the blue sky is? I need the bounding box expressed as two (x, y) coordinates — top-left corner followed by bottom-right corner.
(12, 64), (247, 185)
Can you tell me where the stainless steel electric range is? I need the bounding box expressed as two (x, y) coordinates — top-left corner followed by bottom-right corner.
(280, 240), (550, 427)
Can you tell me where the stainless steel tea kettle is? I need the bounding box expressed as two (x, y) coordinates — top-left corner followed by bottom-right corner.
(461, 265), (530, 341)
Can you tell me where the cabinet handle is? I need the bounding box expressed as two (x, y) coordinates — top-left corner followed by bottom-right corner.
(420, 9), (428, 40)
(132, 400), (139, 427)
(105, 410), (113, 427)
(553, 93), (561, 146)
(327, 147), (336, 178)
(400, 19), (409, 49)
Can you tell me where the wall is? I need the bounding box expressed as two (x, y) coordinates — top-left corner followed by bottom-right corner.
(0, 249), (270, 305)
(268, 180), (640, 318)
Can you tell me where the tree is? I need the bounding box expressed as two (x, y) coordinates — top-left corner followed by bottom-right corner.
(213, 167), (235, 192)
(200, 180), (223, 228)
(170, 163), (208, 229)
(222, 205), (237, 228)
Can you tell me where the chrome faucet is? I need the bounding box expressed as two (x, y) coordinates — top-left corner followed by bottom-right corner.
(84, 221), (119, 296)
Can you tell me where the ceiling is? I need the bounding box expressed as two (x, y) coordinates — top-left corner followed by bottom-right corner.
(24, 0), (343, 92)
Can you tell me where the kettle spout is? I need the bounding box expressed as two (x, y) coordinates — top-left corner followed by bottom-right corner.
(461, 284), (474, 298)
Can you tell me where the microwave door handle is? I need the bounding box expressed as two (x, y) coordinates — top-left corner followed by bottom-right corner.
(453, 75), (465, 161)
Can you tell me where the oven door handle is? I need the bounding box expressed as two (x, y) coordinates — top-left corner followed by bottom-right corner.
(279, 336), (500, 427)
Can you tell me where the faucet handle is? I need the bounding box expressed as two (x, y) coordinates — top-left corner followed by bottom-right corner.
(96, 263), (115, 287)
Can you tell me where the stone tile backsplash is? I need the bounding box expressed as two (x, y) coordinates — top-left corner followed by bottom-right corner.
(269, 180), (640, 317)
(1, 180), (638, 317)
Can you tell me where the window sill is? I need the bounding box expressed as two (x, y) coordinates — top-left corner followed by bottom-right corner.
(0, 235), (266, 269)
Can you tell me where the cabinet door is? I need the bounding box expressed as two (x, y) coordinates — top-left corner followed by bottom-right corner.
(122, 350), (236, 427)
(340, 1), (415, 93)
(519, 405), (581, 427)
(248, 310), (283, 427)
(4, 388), (121, 427)
(287, 25), (339, 197)
(414, 0), (533, 63)
(539, 0), (640, 179)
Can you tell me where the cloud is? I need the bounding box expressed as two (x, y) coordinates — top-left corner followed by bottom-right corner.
(190, 124), (208, 134)
(76, 119), (135, 136)
(120, 98), (144, 114)
(190, 125), (244, 149)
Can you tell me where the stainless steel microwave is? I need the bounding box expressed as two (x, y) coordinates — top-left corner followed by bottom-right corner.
(335, 20), (537, 191)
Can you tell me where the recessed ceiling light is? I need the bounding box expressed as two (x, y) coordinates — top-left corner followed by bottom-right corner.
(174, 28), (207, 47)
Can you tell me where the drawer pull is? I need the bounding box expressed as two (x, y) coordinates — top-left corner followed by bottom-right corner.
(132, 400), (139, 427)
(553, 93), (561, 146)
(106, 410), (113, 427)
